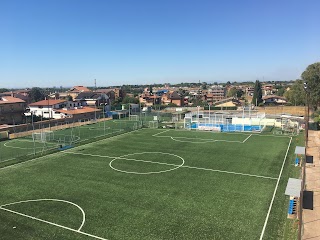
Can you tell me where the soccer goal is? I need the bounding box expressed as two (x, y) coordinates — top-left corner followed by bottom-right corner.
(148, 121), (158, 128)
(32, 131), (54, 143)
(129, 115), (139, 121)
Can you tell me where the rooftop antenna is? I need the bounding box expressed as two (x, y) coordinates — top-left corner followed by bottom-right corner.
(94, 79), (97, 91)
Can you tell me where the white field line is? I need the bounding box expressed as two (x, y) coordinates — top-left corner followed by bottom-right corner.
(169, 137), (243, 144)
(152, 129), (170, 136)
(259, 137), (293, 240)
(65, 151), (277, 180)
(242, 134), (252, 143)
(0, 198), (86, 231)
(152, 129), (253, 144)
(0, 207), (107, 240)
(181, 165), (277, 180)
(0, 129), (141, 171)
(65, 152), (115, 159)
(153, 134), (244, 144)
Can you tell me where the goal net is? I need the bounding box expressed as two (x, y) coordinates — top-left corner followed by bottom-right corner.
(148, 121), (158, 128)
(32, 131), (54, 143)
(129, 115), (139, 121)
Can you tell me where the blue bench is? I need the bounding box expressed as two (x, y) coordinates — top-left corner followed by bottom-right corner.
(295, 157), (299, 166)
(288, 199), (296, 214)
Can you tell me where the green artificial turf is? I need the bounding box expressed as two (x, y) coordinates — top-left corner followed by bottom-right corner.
(0, 128), (300, 239)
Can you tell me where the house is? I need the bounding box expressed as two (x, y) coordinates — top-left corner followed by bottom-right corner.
(28, 99), (69, 119)
(95, 89), (116, 103)
(53, 106), (101, 121)
(0, 89), (31, 103)
(49, 86), (92, 100)
(245, 86), (255, 96)
(139, 93), (161, 106)
(161, 91), (183, 106)
(262, 95), (287, 105)
(74, 92), (109, 110)
(0, 96), (26, 124)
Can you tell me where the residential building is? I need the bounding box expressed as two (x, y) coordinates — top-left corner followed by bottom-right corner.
(139, 94), (161, 106)
(74, 92), (110, 111)
(0, 89), (31, 103)
(28, 99), (69, 119)
(0, 96), (26, 125)
(54, 106), (101, 121)
(245, 86), (255, 96)
(161, 91), (183, 106)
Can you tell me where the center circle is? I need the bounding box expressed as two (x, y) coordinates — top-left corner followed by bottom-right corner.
(109, 152), (185, 174)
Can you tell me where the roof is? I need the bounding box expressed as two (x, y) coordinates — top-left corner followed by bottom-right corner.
(95, 89), (115, 93)
(55, 107), (101, 115)
(262, 95), (286, 100)
(75, 92), (102, 100)
(69, 86), (91, 92)
(29, 99), (66, 106)
(285, 178), (302, 197)
(167, 91), (181, 100)
(295, 146), (306, 155)
(0, 96), (26, 104)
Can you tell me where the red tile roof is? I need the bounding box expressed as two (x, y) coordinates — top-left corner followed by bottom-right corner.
(0, 96), (25, 104)
(69, 86), (91, 92)
(54, 107), (101, 115)
(29, 99), (66, 106)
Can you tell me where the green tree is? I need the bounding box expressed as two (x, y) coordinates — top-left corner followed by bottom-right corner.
(227, 87), (237, 97)
(301, 62), (320, 110)
(284, 80), (305, 106)
(122, 96), (139, 104)
(29, 87), (45, 102)
(236, 89), (244, 98)
(277, 86), (285, 96)
(0, 88), (9, 93)
(252, 80), (262, 106)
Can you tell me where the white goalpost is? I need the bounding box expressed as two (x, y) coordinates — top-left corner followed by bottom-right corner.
(32, 131), (54, 143)
(129, 115), (139, 121)
(148, 121), (158, 128)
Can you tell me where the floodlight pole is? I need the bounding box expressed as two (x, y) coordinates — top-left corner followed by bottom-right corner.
(31, 111), (36, 155)
(303, 82), (309, 147)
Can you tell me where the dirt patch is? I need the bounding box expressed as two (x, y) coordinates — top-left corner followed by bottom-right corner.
(256, 106), (307, 116)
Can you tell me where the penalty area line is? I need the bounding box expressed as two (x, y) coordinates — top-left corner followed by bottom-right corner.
(152, 129), (170, 136)
(242, 134), (252, 143)
(0, 207), (108, 240)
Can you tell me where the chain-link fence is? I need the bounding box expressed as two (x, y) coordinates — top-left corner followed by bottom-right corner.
(0, 118), (142, 168)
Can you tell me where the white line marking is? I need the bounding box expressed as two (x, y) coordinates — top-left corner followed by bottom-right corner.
(65, 152), (115, 159)
(0, 129), (141, 171)
(151, 129), (253, 144)
(181, 165), (277, 180)
(259, 137), (293, 240)
(109, 152), (185, 174)
(169, 136), (243, 144)
(152, 129), (170, 136)
(0, 198), (86, 231)
(0, 207), (107, 240)
(66, 151), (277, 180)
(242, 134), (252, 143)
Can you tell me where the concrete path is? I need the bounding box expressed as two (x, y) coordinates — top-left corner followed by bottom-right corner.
(303, 130), (320, 240)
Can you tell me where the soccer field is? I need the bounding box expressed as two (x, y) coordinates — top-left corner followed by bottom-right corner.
(0, 120), (139, 164)
(0, 128), (299, 239)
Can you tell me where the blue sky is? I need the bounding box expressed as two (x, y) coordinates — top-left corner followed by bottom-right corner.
(1, 0), (319, 88)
